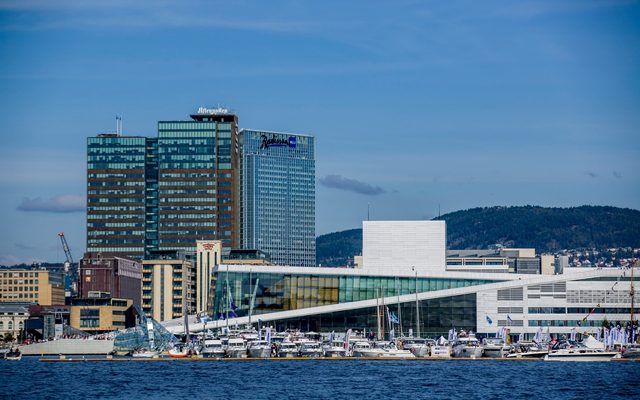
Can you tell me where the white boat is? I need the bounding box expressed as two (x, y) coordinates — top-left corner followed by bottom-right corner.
(375, 341), (415, 358)
(247, 340), (272, 358)
(622, 343), (640, 359)
(429, 337), (452, 358)
(506, 342), (548, 359)
(398, 337), (429, 357)
(322, 340), (348, 357)
(132, 349), (160, 358)
(276, 341), (299, 358)
(544, 341), (619, 362)
(351, 341), (385, 358)
(482, 338), (510, 358)
(201, 339), (225, 359)
(225, 338), (248, 358)
(452, 334), (483, 358)
(298, 341), (323, 358)
(5, 348), (22, 361)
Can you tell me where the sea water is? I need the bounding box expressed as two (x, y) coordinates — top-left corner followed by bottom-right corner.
(1, 358), (638, 399)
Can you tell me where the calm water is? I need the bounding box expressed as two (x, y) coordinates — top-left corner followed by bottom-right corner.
(1, 358), (638, 399)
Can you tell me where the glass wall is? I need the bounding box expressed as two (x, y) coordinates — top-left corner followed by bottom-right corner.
(212, 271), (493, 325)
(267, 294), (477, 337)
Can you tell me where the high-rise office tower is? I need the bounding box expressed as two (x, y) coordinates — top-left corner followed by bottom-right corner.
(240, 129), (316, 266)
(86, 135), (149, 260)
(86, 107), (240, 260)
(157, 108), (239, 251)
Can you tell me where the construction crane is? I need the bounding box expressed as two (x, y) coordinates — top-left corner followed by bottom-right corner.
(57, 232), (78, 298)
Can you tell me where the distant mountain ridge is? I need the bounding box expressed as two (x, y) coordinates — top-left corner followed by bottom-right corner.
(316, 205), (640, 267)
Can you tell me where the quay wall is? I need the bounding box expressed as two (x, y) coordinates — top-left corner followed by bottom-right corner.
(19, 339), (114, 355)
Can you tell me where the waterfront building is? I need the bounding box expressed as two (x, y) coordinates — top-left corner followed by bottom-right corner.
(0, 268), (65, 305)
(0, 304), (29, 339)
(86, 134), (149, 260)
(239, 129), (315, 266)
(86, 107), (240, 260)
(69, 295), (134, 333)
(223, 249), (271, 265)
(78, 253), (143, 307)
(161, 220), (637, 341)
(141, 251), (195, 322)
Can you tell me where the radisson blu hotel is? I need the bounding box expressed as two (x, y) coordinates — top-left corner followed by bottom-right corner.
(163, 221), (635, 339)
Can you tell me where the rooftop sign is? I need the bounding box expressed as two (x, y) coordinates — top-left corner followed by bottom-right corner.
(260, 134), (297, 149)
(197, 106), (230, 115)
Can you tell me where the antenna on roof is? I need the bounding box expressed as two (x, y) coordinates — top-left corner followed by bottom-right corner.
(116, 115), (123, 135)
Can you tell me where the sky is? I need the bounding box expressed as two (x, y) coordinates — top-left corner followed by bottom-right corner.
(0, 0), (639, 265)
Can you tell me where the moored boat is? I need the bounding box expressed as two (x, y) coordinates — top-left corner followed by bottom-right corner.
(351, 341), (384, 358)
(322, 340), (348, 357)
(482, 338), (510, 358)
(201, 339), (225, 359)
(225, 338), (248, 358)
(452, 333), (483, 358)
(5, 348), (22, 361)
(247, 340), (272, 358)
(544, 341), (619, 362)
(168, 344), (191, 358)
(276, 341), (298, 358)
(298, 341), (323, 358)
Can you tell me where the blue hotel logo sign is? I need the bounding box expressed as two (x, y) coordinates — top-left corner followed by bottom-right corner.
(260, 134), (297, 150)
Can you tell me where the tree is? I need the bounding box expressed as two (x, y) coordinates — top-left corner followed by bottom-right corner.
(3, 332), (15, 342)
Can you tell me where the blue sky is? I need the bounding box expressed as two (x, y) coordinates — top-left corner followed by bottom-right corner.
(0, 0), (638, 265)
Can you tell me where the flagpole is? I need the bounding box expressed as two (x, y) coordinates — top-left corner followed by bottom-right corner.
(396, 276), (402, 337)
(376, 287), (381, 341)
(225, 264), (229, 328)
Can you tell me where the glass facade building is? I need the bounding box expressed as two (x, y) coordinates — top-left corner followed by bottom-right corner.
(240, 129), (315, 266)
(87, 135), (148, 259)
(158, 112), (239, 252)
(212, 269), (494, 332)
(87, 110), (240, 260)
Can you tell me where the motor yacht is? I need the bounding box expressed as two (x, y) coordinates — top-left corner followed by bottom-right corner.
(375, 341), (415, 358)
(482, 338), (510, 358)
(452, 334), (483, 358)
(225, 338), (248, 358)
(247, 340), (272, 358)
(351, 341), (385, 358)
(622, 343), (640, 359)
(276, 341), (299, 358)
(398, 337), (429, 357)
(322, 340), (348, 357)
(429, 337), (452, 358)
(201, 339), (225, 359)
(298, 340), (323, 357)
(506, 341), (548, 359)
(544, 341), (619, 362)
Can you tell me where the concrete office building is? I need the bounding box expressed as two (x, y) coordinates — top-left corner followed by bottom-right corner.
(196, 240), (222, 315)
(239, 129), (315, 266)
(0, 268), (65, 306)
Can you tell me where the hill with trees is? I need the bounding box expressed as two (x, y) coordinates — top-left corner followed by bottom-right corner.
(316, 206), (640, 266)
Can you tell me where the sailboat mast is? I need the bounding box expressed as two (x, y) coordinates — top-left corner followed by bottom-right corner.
(631, 260), (635, 342)
(396, 276), (402, 337)
(376, 287), (381, 340)
(381, 286), (385, 340)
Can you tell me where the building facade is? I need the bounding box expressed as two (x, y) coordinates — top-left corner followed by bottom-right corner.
(195, 240), (222, 315)
(142, 255), (195, 322)
(86, 107), (241, 260)
(0, 304), (29, 340)
(240, 129), (315, 266)
(70, 296), (134, 333)
(78, 253), (143, 307)
(0, 268), (65, 305)
(86, 135), (149, 259)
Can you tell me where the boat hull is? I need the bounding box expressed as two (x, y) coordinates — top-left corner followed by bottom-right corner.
(323, 349), (348, 357)
(201, 350), (225, 358)
(248, 347), (271, 358)
(544, 352), (619, 362)
(506, 351), (548, 359)
(453, 346), (483, 358)
(226, 349), (248, 358)
(483, 346), (509, 358)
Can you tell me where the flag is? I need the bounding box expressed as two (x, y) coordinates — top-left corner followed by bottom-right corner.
(344, 329), (352, 350)
(389, 312), (399, 324)
(486, 315), (493, 325)
(507, 315), (513, 323)
(570, 328), (576, 341)
(265, 327), (272, 344)
(534, 327), (542, 343)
